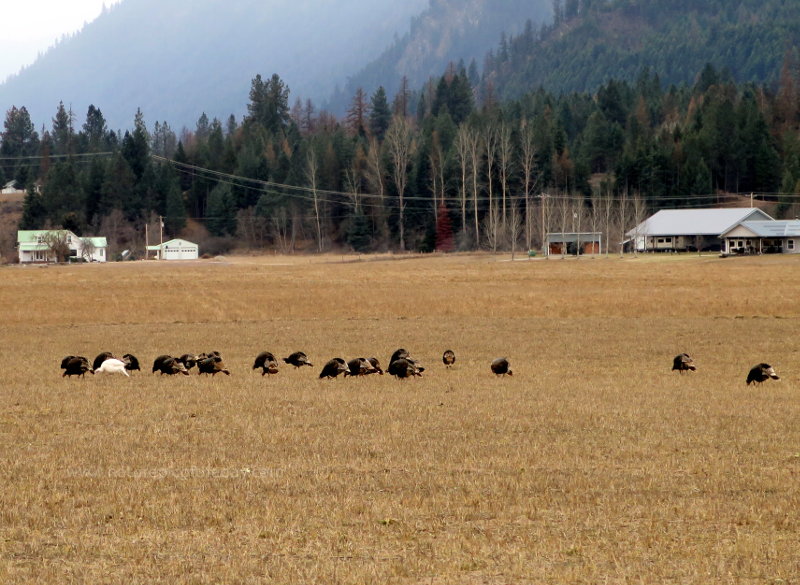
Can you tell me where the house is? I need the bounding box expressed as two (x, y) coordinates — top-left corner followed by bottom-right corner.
(719, 220), (800, 255)
(17, 230), (108, 263)
(626, 208), (773, 252)
(146, 238), (199, 260)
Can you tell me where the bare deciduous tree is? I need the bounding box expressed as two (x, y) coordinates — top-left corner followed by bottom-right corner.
(41, 231), (71, 263)
(454, 125), (474, 239)
(519, 121), (539, 251)
(80, 237), (97, 262)
(306, 147), (323, 253)
(385, 115), (415, 251)
(364, 136), (389, 246)
(497, 122), (513, 229)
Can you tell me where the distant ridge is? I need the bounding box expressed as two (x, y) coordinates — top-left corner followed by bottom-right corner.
(0, 0), (428, 131)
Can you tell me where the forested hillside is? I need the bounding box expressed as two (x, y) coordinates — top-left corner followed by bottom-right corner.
(327, 0), (552, 114)
(3, 53), (799, 260)
(481, 0), (800, 100)
(0, 0), (427, 131)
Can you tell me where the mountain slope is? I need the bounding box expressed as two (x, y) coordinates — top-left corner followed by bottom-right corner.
(326, 0), (552, 113)
(0, 0), (427, 131)
(483, 0), (800, 100)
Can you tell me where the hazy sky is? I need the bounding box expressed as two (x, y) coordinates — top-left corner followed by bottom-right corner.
(0, 1), (123, 83)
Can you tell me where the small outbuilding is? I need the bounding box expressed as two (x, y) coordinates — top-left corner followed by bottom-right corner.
(626, 208), (773, 252)
(146, 238), (199, 260)
(720, 220), (800, 255)
(545, 232), (603, 256)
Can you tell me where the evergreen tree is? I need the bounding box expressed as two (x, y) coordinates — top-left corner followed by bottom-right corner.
(51, 101), (75, 155)
(81, 105), (111, 152)
(369, 86), (392, 140)
(1, 106), (39, 179)
(206, 182), (237, 236)
(346, 211), (371, 252)
(121, 109), (150, 182)
(41, 161), (81, 224)
(20, 190), (46, 230)
(164, 173), (187, 236)
(246, 73), (291, 135)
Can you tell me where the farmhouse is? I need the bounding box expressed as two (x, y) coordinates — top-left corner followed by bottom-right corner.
(720, 220), (800, 255)
(17, 230), (108, 263)
(146, 238), (199, 260)
(545, 232), (603, 256)
(626, 208), (773, 252)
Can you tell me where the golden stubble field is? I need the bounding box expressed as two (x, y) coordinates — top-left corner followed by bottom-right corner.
(1, 252), (799, 584)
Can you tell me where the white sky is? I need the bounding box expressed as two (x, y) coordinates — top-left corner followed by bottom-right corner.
(0, 1), (123, 82)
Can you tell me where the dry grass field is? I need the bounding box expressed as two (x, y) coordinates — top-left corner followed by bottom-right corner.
(1, 252), (799, 584)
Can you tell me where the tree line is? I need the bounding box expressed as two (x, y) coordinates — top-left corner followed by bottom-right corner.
(2, 61), (799, 258)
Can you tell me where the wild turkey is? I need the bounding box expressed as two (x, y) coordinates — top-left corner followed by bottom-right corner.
(197, 354), (231, 376)
(284, 351), (313, 368)
(388, 358), (423, 379)
(491, 357), (513, 376)
(152, 355), (190, 376)
(390, 348), (409, 364)
(442, 350), (456, 368)
(746, 363), (780, 385)
(61, 355), (92, 378)
(366, 357), (384, 375)
(672, 353), (696, 373)
(177, 354), (199, 371)
(253, 351), (279, 376)
(319, 358), (348, 379)
(122, 353), (141, 372)
(345, 357), (377, 377)
(92, 351), (115, 371)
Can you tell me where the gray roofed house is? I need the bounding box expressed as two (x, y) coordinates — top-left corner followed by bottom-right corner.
(626, 208), (773, 252)
(719, 220), (800, 255)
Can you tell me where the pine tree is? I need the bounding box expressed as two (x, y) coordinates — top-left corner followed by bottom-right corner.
(164, 176), (187, 236)
(346, 211), (371, 252)
(206, 182), (237, 236)
(369, 87), (392, 140)
(20, 190), (46, 229)
(51, 101), (74, 156)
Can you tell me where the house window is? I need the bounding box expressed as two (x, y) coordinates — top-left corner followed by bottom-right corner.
(34, 250), (47, 261)
(788, 240), (795, 250)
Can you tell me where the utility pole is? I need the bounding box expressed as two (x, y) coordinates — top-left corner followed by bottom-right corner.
(145, 222), (149, 260)
(159, 215), (164, 260)
(540, 192), (547, 257)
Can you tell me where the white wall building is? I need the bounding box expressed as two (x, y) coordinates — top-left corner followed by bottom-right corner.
(626, 208), (773, 252)
(720, 220), (800, 255)
(17, 230), (108, 263)
(146, 238), (199, 260)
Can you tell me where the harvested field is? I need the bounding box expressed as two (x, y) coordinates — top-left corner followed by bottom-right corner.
(1, 253), (799, 584)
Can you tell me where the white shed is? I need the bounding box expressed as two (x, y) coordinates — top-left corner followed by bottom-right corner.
(147, 238), (199, 260)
